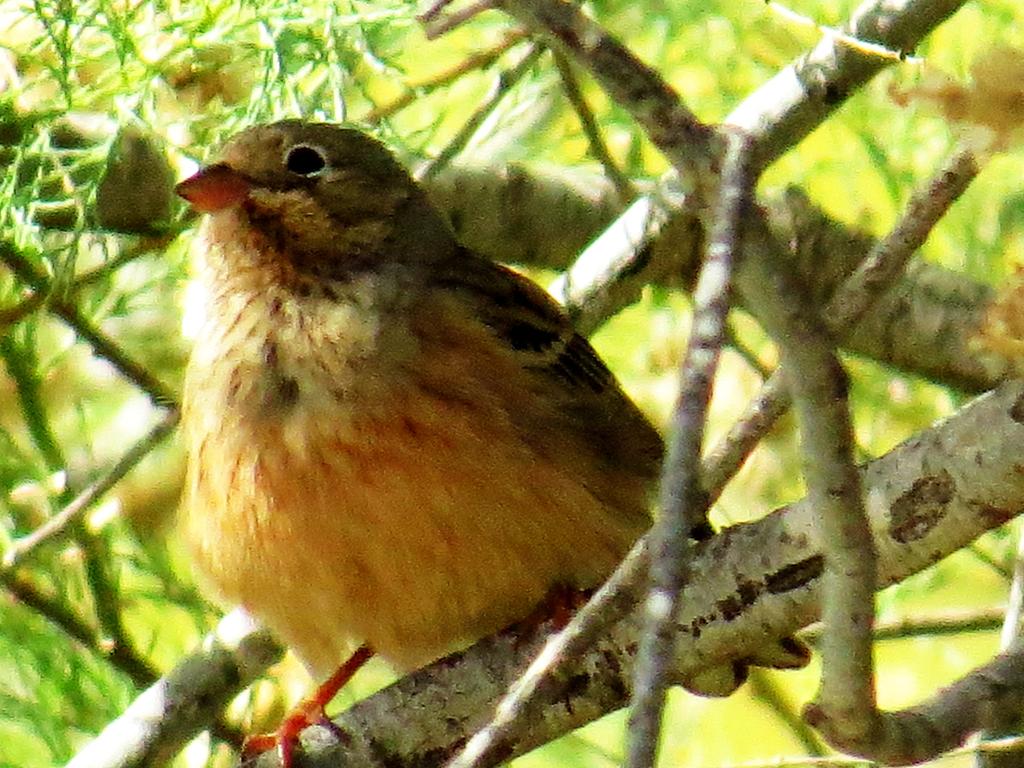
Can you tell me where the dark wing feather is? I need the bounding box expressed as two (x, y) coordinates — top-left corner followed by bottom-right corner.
(430, 251), (663, 525)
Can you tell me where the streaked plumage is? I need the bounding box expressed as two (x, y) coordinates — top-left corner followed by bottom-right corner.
(179, 121), (663, 677)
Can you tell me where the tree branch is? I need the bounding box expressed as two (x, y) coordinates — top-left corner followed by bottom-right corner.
(702, 146), (981, 507)
(627, 130), (754, 767)
(0, 241), (179, 407)
(70, 382), (1024, 768)
(3, 409), (180, 568)
(65, 611), (282, 768)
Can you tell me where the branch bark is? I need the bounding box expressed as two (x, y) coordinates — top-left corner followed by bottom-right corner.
(69, 381), (1024, 768)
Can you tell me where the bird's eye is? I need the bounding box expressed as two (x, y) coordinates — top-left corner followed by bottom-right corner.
(284, 144), (327, 177)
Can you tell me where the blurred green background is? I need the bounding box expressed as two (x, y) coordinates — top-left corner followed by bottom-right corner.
(0, 0), (1022, 766)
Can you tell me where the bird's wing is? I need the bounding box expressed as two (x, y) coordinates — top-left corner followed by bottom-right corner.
(427, 251), (662, 526)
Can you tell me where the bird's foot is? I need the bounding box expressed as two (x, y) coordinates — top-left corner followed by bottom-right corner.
(241, 696), (331, 767)
(241, 645), (374, 767)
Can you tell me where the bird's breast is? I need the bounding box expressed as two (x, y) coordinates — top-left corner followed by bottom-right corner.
(180, 256), (639, 676)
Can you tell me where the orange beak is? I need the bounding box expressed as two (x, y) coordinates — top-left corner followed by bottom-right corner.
(176, 163), (252, 213)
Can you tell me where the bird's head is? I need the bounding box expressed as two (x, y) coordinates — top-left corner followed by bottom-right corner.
(176, 121), (455, 274)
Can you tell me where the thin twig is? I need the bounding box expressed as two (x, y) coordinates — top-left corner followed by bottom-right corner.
(3, 409), (180, 568)
(626, 131), (755, 768)
(447, 538), (650, 768)
(724, 320), (773, 381)
(999, 531), (1024, 650)
(417, 44), (546, 182)
(764, 1), (924, 63)
(0, 241), (178, 407)
(702, 374), (790, 503)
(0, 292), (47, 329)
(702, 146), (980, 505)
(76, 524), (155, 690)
(1, 567), (157, 689)
(551, 52), (634, 201)
(738, 217), (872, 762)
(498, 0), (720, 200)
(417, 0), (457, 24)
(800, 609), (1005, 644)
(968, 543), (1013, 581)
(747, 669), (828, 757)
(0, 333), (66, 470)
(361, 31), (529, 124)
(421, 0), (498, 39)
(827, 148), (980, 330)
(0, 239), (169, 332)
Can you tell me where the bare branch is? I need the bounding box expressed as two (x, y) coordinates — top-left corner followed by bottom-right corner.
(3, 409), (180, 568)
(497, 0), (721, 199)
(703, 146), (981, 503)
(65, 611), (282, 768)
(551, 52), (635, 201)
(731, 0), (967, 172)
(108, 380), (1024, 768)
(417, 44), (546, 181)
(627, 131), (755, 768)
(0, 241), (179, 407)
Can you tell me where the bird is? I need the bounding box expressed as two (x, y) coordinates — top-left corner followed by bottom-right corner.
(174, 120), (791, 765)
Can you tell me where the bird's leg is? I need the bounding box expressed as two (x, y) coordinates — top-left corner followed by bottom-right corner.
(242, 644), (374, 767)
